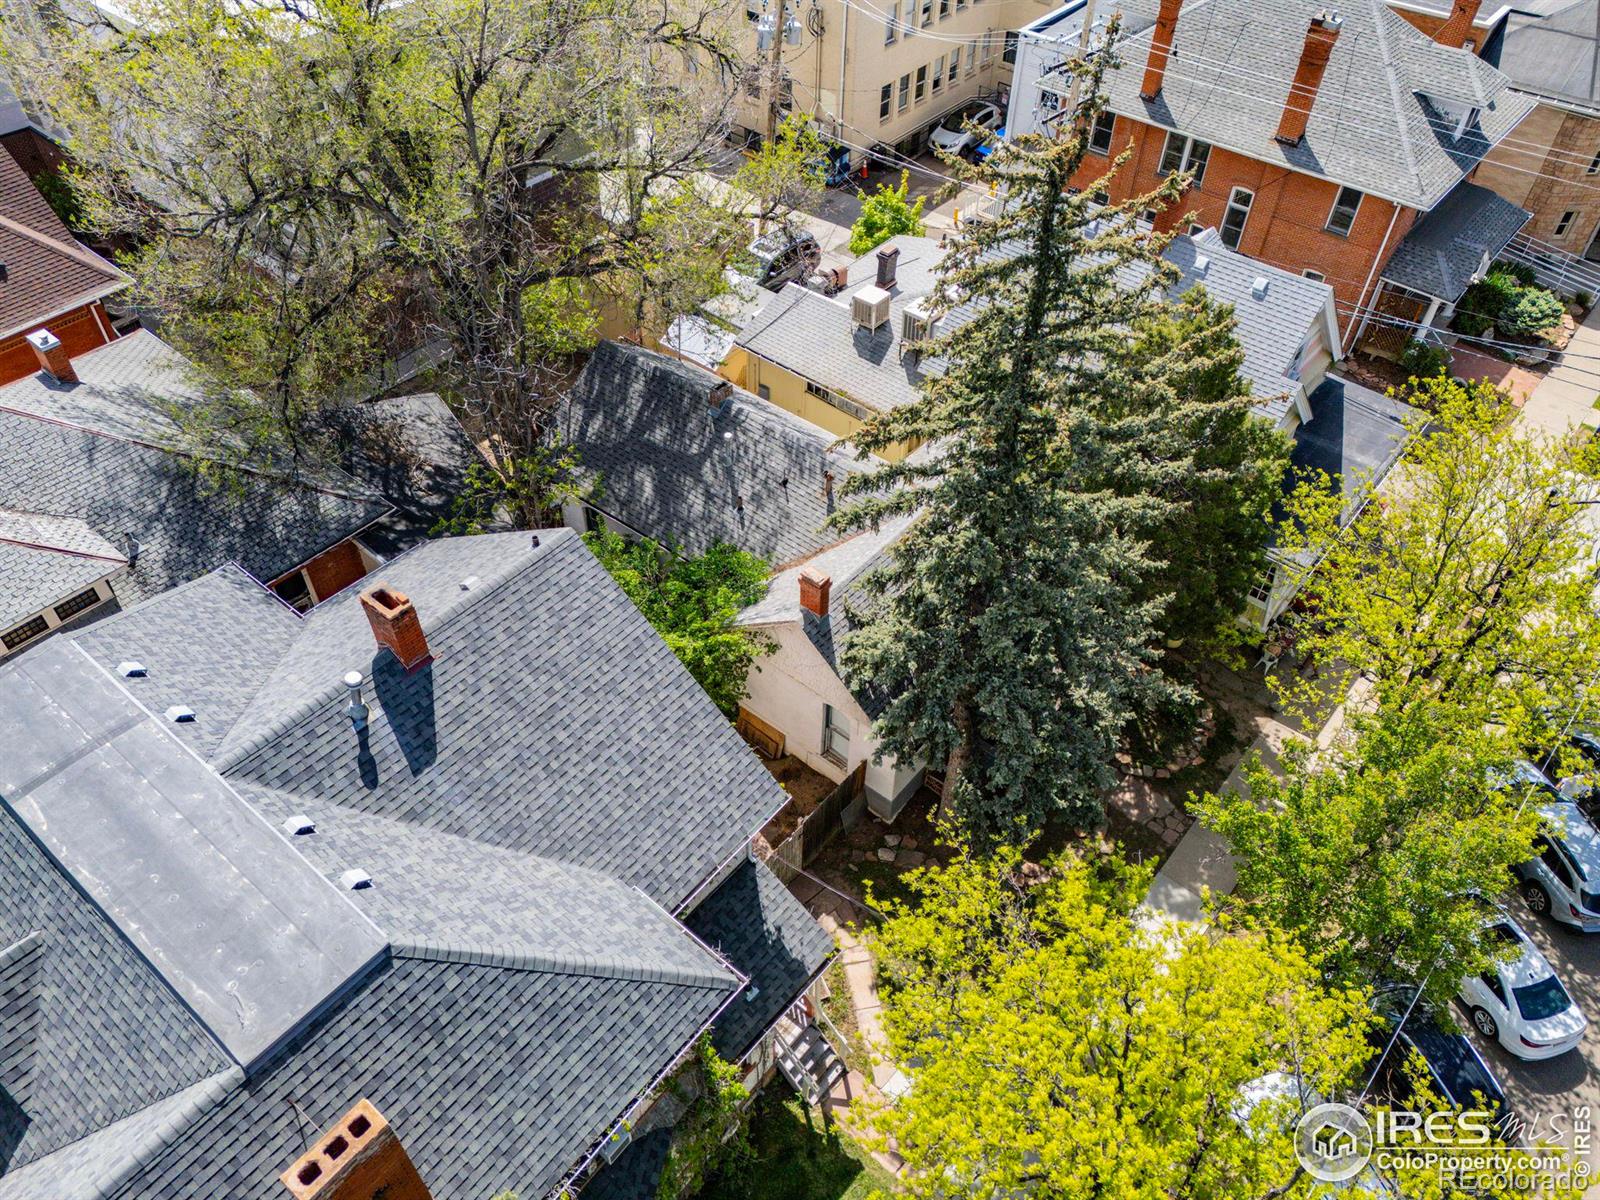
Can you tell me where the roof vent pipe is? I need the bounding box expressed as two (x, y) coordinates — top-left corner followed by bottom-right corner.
(344, 671), (369, 731)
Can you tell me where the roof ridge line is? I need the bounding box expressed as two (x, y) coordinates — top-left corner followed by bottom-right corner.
(0, 212), (124, 281)
(212, 531), (573, 773)
(1367, 2), (1425, 196)
(0, 533), (127, 563)
(388, 938), (737, 990)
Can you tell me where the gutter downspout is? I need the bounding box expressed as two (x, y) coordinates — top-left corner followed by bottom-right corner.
(1347, 200), (1404, 355)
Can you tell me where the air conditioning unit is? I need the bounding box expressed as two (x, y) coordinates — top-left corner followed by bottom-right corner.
(851, 285), (892, 332)
(901, 297), (937, 348)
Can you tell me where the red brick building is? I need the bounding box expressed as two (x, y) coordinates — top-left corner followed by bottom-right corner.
(0, 145), (124, 386)
(1039, 0), (1536, 349)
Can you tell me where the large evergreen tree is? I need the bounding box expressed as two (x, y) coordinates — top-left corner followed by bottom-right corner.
(833, 39), (1261, 835)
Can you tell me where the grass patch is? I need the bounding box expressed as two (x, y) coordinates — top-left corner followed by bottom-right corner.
(699, 1086), (896, 1200)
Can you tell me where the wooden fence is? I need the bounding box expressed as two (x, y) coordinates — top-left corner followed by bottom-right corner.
(763, 763), (867, 883)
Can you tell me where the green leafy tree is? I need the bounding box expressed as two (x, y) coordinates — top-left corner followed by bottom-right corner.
(867, 845), (1375, 1200)
(1123, 287), (1293, 651)
(431, 445), (587, 535)
(848, 170), (926, 256)
(1198, 706), (1541, 1007)
(655, 1036), (751, 1200)
(832, 37), (1258, 836)
(583, 525), (772, 714)
(1274, 374), (1600, 751)
(4, 0), (816, 466)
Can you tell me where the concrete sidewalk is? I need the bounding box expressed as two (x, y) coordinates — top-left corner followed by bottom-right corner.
(1517, 306), (1600, 438)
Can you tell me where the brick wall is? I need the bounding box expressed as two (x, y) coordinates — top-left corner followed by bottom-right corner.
(302, 538), (370, 602)
(1071, 114), (1417, 339)
(1475, 102), (1600, 258)
(1386, 6), (1492, 53)
(0, 302), (115, 386)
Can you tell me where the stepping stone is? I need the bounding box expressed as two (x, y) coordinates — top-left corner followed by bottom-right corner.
(876, 847), (897, 862)
(884, 833), (902, 847)
(901, 837), (917, 850)
(900, 850), (926, 866)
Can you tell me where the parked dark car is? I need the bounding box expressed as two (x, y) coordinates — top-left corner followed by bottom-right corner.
(746, 227), (821, 292)
(1366, 987), (1509, 1123)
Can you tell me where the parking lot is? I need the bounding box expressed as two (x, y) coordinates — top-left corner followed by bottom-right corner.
(1458, 899), (1599, 1179)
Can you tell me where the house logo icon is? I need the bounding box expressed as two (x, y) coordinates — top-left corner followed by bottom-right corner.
(1295, 1102), (1374, 1183)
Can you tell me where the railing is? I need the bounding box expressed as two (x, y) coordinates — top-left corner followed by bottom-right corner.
(1502, 232), (1600, 299)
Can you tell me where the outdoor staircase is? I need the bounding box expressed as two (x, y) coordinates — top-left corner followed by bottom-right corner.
(774, 1009), (846, 1106)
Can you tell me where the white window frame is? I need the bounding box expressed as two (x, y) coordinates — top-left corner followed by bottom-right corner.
(899, 73), (910, 111)
(920, 0), (932, 26)
(948, 47), (959, 82)
(1588, 149), (1600, 176)
(915, 63), (927, 102)
(880, 82), (892, 121)
(822, 704), (851, 765)
(933, 54), (945, 93)
(885, 0), (897, 42)
(1247, 571), (1275, 607)
(1087, 110), (1116, 155)
(1220, 186), (1254, 250)
(1157, 131), (1210, 186)
(967, 39), (977, 72)
(1326, 185), (1363, 236)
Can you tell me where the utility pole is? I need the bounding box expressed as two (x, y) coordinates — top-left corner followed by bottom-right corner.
(1062, 0), (1099, 124)
(763, 0), (789, 145)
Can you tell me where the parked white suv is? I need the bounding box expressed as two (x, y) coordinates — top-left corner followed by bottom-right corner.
(1514, 791), (1600, 932)
(1458, 917), (1586, 1060)
(926, 101), (1003, 160)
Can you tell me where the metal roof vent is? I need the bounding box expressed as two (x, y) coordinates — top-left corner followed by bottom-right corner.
(164, 705), (195, 723)
(1192, 255), (1210, 277)
(340, 868), (373, 891)
(282, 814), (316, 836)
(459, 575), (481, 591)
(744, 983), (761, 1003)
(343, 671), (368, 732)
(117, 660), (147, 678)
(1251, 276), (1270, 300)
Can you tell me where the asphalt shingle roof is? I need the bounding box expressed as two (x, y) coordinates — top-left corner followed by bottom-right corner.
(686, 859), (836, 1060)
(1098, 0), (1535, 209)
(736, 232), (1334, 426)
(0, 150), (124, 339)
(1, 528), (821, 1200)
(1382, 181), (1531, 300)
(560, 342), (868, 564)
(0, 509), (125, 627)
(0, 332), (388, 623)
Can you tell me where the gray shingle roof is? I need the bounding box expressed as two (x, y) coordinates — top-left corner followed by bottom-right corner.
(0, 332), (388, 622)
(0, 528), (818, 1200)
(1382, 181), (1532, 301)
(685, 859), (835, 1060)
(560, 342), (868, 564)
(1099, 0), (1535, 209)
(0, 510), (125, 628)
(736, 232), (1334, 426)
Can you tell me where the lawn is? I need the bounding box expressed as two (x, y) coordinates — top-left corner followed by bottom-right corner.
(699, 1086), (896, 1200)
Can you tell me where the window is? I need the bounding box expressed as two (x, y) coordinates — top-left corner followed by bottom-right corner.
(53, 586), (104, 623)
(1090, 189), (1109, 205)
(880, 82), (892, 120)
(948, 48), (959, 82)
(1479, 972), (1508, 1006)
(1556, 209), (1578, 237)
(1220, 186), (1253, 249)
(822, 704), (850, 764)
(1188, 222), (1205, 236)
(1003, 30), (1019, 62)
(932, 55), (945, 93)
(957, 0), (966, 10)
(806, 379), (871, 420)
(939, 0), (949, 16)
(1588, 149), (1600, 176)
(967, 39), (977, 72)
(2, 614), (49, 652)
(1538, 836), (1577, 889)
(1247, 574), (1274, 606)
(1088, 110), (1115, 155)
(899, 73), (910, 110)
(982, 32), (994, 62)
(1302, 269), (1326, 282)
(1326, 185), (1363, 236)
(915, 64), (927, 102)
(1039, 88), (1061, 116)
(885, 0), (897, 41)
(921, 0), (932, 26)
(758, 383), (772, 400)
(1157, 131), (1210, 186)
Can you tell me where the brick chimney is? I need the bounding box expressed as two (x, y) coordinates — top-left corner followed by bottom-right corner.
(1140, 0), (1184, 100)
(1275, 11), (1343, 146)
(709, 379), (733, 409)
(25, 328), (77, 384)
(359, 584), (432, 672)
(1434, 0), (1481, 47)
(799, 568), (831, 618)
(876, 246), (899, 289)
(280, 1099), (432, 1200)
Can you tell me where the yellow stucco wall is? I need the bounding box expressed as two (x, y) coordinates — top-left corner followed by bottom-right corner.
(722, 348), (919, 462)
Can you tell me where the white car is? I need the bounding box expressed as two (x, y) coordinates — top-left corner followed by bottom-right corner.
(927, 101), (1003, 160)
(1458, 918), (1586, 1060)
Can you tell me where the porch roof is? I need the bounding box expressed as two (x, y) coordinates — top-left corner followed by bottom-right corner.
(1382, 182), (1531, 303)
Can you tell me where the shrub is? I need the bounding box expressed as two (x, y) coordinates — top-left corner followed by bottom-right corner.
(1453, 307), (1495, 338)
(1577, 289), (1594, 312)
(848, 170), (926, 256)
(1491, 259), (1538, 287)
(1399, 337), (1451, 379)
(1498, 285), (1565, 337)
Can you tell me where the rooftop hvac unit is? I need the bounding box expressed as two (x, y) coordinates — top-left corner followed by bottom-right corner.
(900, 297), (937, 350)
(851, 285), (891, 332)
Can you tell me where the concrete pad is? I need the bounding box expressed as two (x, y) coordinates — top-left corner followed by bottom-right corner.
(1144, 822), (1235, 923)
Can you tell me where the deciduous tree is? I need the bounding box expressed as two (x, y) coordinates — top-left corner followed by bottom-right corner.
(847, 170), (926, 256)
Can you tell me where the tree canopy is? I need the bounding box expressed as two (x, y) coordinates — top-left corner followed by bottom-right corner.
(583, 525), (772, 715)
(848, 170), (926, 257)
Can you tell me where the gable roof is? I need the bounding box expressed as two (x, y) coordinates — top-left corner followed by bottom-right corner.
(559, 342), (869, 564)
(0, 508), (126, 627)
(1381, 180), (1531, 300)
(737, 232), (1335, 426)
(1096, 0), (1534, 209)
(0, 529), (817, 1200)
(0, 331), (388, 625)
(0, 151), (124, 340)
